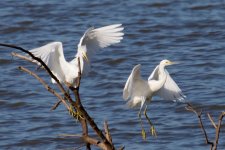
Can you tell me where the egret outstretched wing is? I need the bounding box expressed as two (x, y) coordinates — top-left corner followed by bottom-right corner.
(78, 24), (124, 74)
(123, 64), (141, 100)
(148, 65), (159, 81)
(29, 42), (66, 82)
(158, 69), (185, 101)
(148, 66), (185, 101)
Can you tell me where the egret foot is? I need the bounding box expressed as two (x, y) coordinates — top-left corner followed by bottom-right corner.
(141, 128), (146, 140)
(69, 105), (84, 121)
(144, 106), (157, 137)
(138, 111), (146, 140)
(150, 126), (157, 137)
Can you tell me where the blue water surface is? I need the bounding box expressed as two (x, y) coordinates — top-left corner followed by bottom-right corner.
(1, 0), (225, 149)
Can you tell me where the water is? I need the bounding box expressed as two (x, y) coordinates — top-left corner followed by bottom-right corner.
(1, 0), (225, 149)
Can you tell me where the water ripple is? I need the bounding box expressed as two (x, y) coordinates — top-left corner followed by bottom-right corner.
(1, 0), (225, 149)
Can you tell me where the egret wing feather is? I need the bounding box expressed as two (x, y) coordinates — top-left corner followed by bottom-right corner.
(29, 42), (67, 82)
(148, 65), (159, 81)
(77, 24), (124, 75)
(156, 69), (185, 101)
(123, 64), (141, 100)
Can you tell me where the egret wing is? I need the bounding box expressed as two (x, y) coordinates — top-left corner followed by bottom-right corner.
(156, 69), (185, 101)
(123, 64), (141, 100)
(29, 42), (66, 82)
(77, 24), (124, 74)
(148, 65), (159, 81)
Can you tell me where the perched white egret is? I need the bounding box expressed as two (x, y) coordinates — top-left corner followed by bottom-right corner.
(123, 59), (185, 138)
(29, 24), (124, 87)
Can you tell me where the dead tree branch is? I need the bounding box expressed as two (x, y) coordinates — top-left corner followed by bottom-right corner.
(214, 112), (225, 150)
(104, 121), (113, 145)
(11, 51), (61, 110)
(207, 113), (217, 129)
(11, 52), (36, 64)
(68, 57), (114, 150)
(18, 66), (70, 111)
(186, 103), (225, 150)
(0, 43), (116, 150)
(185, 103), (214, 149)
(0, 43), (70, 100)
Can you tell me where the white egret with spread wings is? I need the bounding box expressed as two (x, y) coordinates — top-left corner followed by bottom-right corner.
(123, 59), (185, 138)
(30, 24), (124, 87)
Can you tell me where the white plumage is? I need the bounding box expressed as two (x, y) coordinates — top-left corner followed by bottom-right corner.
(30, 24), (124, 87)
(123, 60), (185, 137)
(123, 59), (185, 113)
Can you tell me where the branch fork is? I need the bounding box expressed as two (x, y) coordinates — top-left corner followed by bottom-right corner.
(0, 43), (123, 150)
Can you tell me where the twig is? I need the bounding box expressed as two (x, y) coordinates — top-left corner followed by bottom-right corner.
(77, 57), (82, 89)
(11, 52), (36, 64)
(2, 43), (115, 150)
(118, 146), (125, 150)
(66, 57), (114, 149)
(185, 103), (214, 149)
(18, 66), (70, 111)
(12, 52), (62, 111)
(11, 52), (45, 69)
(207, 113), (217, 129)
(51, 100), (62, 110)
(0, 43), (70, 101)
(104, 121), (113, 145)
(82, 135), (107, 150)
(80, 117), (91, 150)
(214, 112), (225, 150)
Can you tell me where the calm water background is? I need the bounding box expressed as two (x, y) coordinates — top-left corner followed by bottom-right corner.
(1, 0), (225, 149)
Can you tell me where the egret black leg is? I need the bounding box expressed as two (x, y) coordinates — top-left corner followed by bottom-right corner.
(144, 106), (157, 137)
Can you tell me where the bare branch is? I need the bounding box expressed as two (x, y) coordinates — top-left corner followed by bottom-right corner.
(11, 52), (36, 64)
(104, 121), (113, 145)
(185, 103), (214, 148)
(83, 136), (106, 150)
(214, 112), (225, 150)
(2, 43), (116, 150)
(69, 58), (114, 149)
(18, 66), (70, 111)
(207, 113), (217, 129)
(80, 118), (91, 150)
(51, 100), (62, 111)
(118, 146), (125, 150)
(0, 43), (71, 101)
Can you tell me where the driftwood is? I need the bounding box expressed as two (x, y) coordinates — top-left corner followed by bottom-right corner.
(185, 103), (225, 150)
(0, 43), (123, 150)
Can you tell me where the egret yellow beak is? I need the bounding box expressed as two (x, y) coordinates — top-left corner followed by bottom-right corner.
(169, 61), (179, 65)
(82, 52), (89, 63)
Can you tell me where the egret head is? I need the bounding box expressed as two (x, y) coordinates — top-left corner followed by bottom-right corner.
(160, 59), (179, 66)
